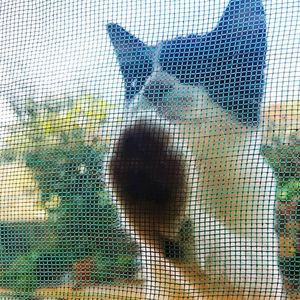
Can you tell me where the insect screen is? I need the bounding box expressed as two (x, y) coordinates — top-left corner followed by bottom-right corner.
(0, 0), (298, 299)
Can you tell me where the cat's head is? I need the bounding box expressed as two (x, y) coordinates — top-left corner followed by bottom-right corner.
(107, 0), (267, 126)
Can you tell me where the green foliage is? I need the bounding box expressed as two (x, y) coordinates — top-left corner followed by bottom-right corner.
(277, 181), (300, 202)
(0, 222), (47, 268)
(262, 143), (300, 185)
(0, 248), (70, 290)
(25, 145), (105, 210)
(0, 95), (139, 292)
(262, 120), (300, 293)
(1, 94), (112, 160)
(92, 247), (138, 283)
(276, 181), (300, 293)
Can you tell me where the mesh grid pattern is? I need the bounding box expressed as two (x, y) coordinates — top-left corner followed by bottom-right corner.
(0, 0), (299, 299)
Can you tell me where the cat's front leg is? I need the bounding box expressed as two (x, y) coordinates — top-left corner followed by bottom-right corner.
(194, 221), (286, 299)
(140, 244), (205, 300)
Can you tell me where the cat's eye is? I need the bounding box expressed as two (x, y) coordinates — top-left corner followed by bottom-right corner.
(123, 61), (153, 102)
(131, 78), (138, 88)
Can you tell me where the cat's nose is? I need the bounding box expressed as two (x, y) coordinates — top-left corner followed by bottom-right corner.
(143, 80), (174, 104)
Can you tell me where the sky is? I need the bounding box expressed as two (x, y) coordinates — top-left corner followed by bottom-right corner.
(0, 0), (299, 129)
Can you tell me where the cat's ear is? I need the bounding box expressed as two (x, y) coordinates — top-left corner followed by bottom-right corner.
(217, 0), (266, 36)
(213, 0), (267, 125)
(106, 23), (152, 64)
(107, 23), (154, 104)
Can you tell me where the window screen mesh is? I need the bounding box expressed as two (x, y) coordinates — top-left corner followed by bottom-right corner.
(0, 0), (299, 299)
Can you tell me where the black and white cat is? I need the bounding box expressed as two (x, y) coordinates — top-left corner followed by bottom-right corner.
(105, 0), (285, 298)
